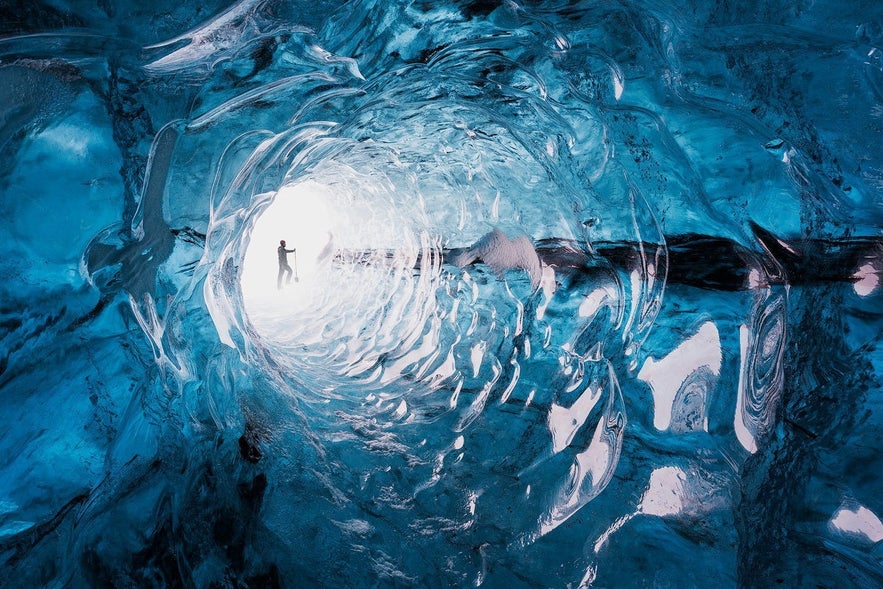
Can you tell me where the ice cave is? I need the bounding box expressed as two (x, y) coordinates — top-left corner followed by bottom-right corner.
(1, 0), (883, 586)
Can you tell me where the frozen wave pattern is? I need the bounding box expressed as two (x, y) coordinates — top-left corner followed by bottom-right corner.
(184, 0), (668, 560)
(735, 287), (787, 454)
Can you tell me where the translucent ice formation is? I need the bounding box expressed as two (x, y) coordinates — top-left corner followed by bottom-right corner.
(1, 0), (882, 587)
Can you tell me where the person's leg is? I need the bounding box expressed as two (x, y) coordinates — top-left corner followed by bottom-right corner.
(277, 266), (284, 289)
(284, 263), (293, 284)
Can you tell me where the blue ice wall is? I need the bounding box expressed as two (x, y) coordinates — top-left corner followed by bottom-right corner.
(1, 1), (882, 587)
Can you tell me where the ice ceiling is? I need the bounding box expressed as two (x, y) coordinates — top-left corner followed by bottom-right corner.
(1, 0), (883, 587)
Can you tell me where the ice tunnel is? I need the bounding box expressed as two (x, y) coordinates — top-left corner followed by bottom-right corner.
(1, 0), (883, 586)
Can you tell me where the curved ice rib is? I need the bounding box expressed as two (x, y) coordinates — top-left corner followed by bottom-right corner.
(621, 183), (668, 369)
(539, 363), (626, 537)
(144, 0), (309, 75)
(188, 72), (340, 131)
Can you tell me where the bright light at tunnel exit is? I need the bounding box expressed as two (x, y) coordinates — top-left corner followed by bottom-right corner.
(240, 182), (335, 303)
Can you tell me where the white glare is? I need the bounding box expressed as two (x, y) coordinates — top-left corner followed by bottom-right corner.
(853, 262), (879, 297)
(830, 504), (883, 543)
(638, 466), (687, 517)
(241, 182), (335, 306)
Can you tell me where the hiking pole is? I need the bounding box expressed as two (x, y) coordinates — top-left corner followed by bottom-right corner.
(293, 249), (299, 282)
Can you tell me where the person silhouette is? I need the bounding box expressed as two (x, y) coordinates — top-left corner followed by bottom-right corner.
(277, 239), (296, 289)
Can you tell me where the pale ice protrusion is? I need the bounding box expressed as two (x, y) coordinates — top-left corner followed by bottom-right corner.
(470, 341), (486, 377)
(540, 417), (620, 536)
(747, 268), (764, 288)
(448, 228), (543, 289)
(332, 519), (374, 536)
(591, 512), (635, 557)
(578, 283), (618, 320)
(393, 399), (408, 419)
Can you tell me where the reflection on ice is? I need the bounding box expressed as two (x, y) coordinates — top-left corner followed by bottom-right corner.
(639, 466), (687, 517)
(854, 262), (881, 297)
(638, 321), (720, 432)
(831, 503), (883, 544)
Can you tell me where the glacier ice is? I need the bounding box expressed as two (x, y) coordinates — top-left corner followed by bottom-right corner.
(1, 0), (883, 587)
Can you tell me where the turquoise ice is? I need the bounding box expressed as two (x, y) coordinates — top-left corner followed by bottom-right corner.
(1, 1), (882, 586)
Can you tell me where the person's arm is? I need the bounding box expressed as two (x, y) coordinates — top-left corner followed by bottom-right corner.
(287, 247), (296, 253)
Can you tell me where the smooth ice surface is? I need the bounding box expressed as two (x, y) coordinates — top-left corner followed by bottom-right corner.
(1, 0), (883, 587)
